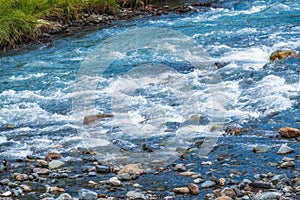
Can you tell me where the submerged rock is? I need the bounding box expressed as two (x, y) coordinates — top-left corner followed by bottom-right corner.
(118, 163), (144, 176)
(278, 127), (300, 138)
(277, 144), (294, 155)
(253, 146), (270, 153)
(269, 50), (298, 61)
(79, 189), (97, 200)
(126, 191), (146, 200)
(83, 114), (114, 125)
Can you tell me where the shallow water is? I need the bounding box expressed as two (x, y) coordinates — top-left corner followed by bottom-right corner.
(0, 0), (299, 177)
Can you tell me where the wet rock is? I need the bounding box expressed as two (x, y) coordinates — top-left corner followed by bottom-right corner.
(253, 146), (270, 153)
(49, 186), (65, 193)
(49, 160), (65, 169)
(179, 171), (196, 176)
(280, 161), (295, 168)
(221, 188), (236, 198)
(269, 50), (298, 61)
(188, 183), (199, 195)
(0, 179), (10, 185)
(126, 191), (146, 200)
(201, 161), (213, 165)
(249, 182), (272, 189)
(193, 178), (203, 184)
(174, 163), (186, 172)
(15, 174), (29, 181)
(20, 184), (31, 192)
(201, 180), (216, 188)
(36, 159), (49, 168)
(118, 164), (144, 175)
(83, 114), (114, 125)
(96, 165), (110, 173)
(278, 127), (300, 138)
(219, 178), (226, 186)
(0, 191), (12, 197)
(33, 167), (51, 175)
(277, 144), (294, 154)
(109, 177), (122, 186)
(79, 189), (98, 200)
(117, 173), (132, 180)
(215, 196), (233, 200)
(173, 187), (190, 194)
(56, 193), (73, 200)
(46, 152), (63, 162)
(252, 192), (279, 200)
(214, 189), (222, 197)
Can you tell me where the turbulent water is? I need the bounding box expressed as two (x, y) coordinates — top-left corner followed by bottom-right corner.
(0, 0), (299, 168)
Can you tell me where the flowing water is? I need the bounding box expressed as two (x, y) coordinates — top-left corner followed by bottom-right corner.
(0, 0), (299, 182)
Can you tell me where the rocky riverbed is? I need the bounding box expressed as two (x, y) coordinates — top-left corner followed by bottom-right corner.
(0, 127), (299, 199)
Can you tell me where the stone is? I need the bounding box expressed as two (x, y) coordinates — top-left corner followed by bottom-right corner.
(249, 182), (272, 189)
(49, 160), (65, 169)
(49, 186), (65, 193)
(173, 187), (190, 194)
(126, 191), (146, 200)
(270, 50), (298, 61)
(282, 157), (294, 162)
(33, 168), (51, 175)
(253, 146), (270, 153)
(252, 192), (279, 200)
(179, 171), (196, 176)
(174, 164), (186, 172)
(193, 178), (203, 184)
(83, 114), (113, 125)
(1, 191), (12, 197)
(278, 127), (300, 138)
(201, 181), (216, 188)
(271, 174), (288, 184)
(277, 144), (294, 154)
(0, 179), (10, 185)
(109, 177), (122, 186)
(280, 161), (295, 168)
(219, 178), (226, 186)
(117, 173), (132, 180)
(96, 165), (110, 173)
(20, 184), (31, 192)
(15, 174), (29, 181)
(221, 188), (236, 198)
(214, 189), (222, 197)
(56, 193), (73, 200)
(46, 152), (63, 161)
(215, 196), (233, 200)
(118, 164), (144, 175)
(36, 159), (49, 168)
(188, 183), (199, 195)
(79, 189), (97, 200)
(201, 161), (213, 165)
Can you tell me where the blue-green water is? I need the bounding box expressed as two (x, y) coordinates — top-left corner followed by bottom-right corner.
(0, 0), (299, 168)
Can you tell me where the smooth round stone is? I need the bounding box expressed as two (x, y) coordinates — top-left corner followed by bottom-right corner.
(49, 160), (65, 169)
(79, 189), (98, 200)
(201, 181), (216, 188)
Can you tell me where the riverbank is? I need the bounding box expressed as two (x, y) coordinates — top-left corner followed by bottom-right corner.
(0, 0), (216, 53)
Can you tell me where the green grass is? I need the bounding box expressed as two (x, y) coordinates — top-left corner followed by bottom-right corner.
(0, 0), (119, 51)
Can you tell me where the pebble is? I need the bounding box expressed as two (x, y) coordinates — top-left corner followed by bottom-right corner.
(188, 183), (199, 195)
(20, 184), (31, 192)
(174, 164), (186, 172)
(173, 187), (190, 194)
(36, 159), (49, 168)
(117, 173), (132, 180)
(109, 177), (122, 186)
(221, 188), (237, 198)
(126, 191), (146, 200)
(193, 178), (203, 184)
(79, 189), (98, 200)
(201, 180), (216, 188)
(133, 183), (142, 188)
(201, 161), (213, 165)
(215, 196), (233, 200)
(0, 179), (10, 185)
(252, 192), (279, 200)
(56, 193), (73, 200)
(179, 171), (196, 176)
(34, 168), (51, 175)
(15, 174), (29, 181)
(253, 146), (270, 153)
(280, 161), (295, 168)
(49, 160), (65, 169)
(1, 191), (12, 197)
(118, 164), (144, 175)
(277, 144), (294, 154)
(96, 165), (110, 173)
(219, 178), (226, 186)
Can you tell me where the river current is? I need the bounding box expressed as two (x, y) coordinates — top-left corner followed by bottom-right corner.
(0, 0), (299, 171)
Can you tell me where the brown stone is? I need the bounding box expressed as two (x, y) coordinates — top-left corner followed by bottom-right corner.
(279, 127), (300, 138)
(83, 114), (114, 125)
(46, 152), (63, 162)
(214, 189), (222, 197)
(118, 164), (144, 176)
(188, 183), (199, 195)
(215, 196), (233, 200)
(270, 50), (298, 61)
(221, 188), (237, 198)
(173, 187), (190, 194)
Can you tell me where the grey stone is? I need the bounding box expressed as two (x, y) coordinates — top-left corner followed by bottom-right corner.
(49, 160), (65, 169)
(126, 191), (146, 200)
(78, 189), (97, 200)
(96, 165), (110, 173)
(201, 180), (216, 188)
(277, 144), (294, 155)
(174, 164), (186, 172)
(117, 173), (132, 180)
(56, 193), (73, 200)
(36, 159), (49, 168)
(271, 174), (288, 184)
(0, 179), (10, 185)
(252, 192), (279, 200)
